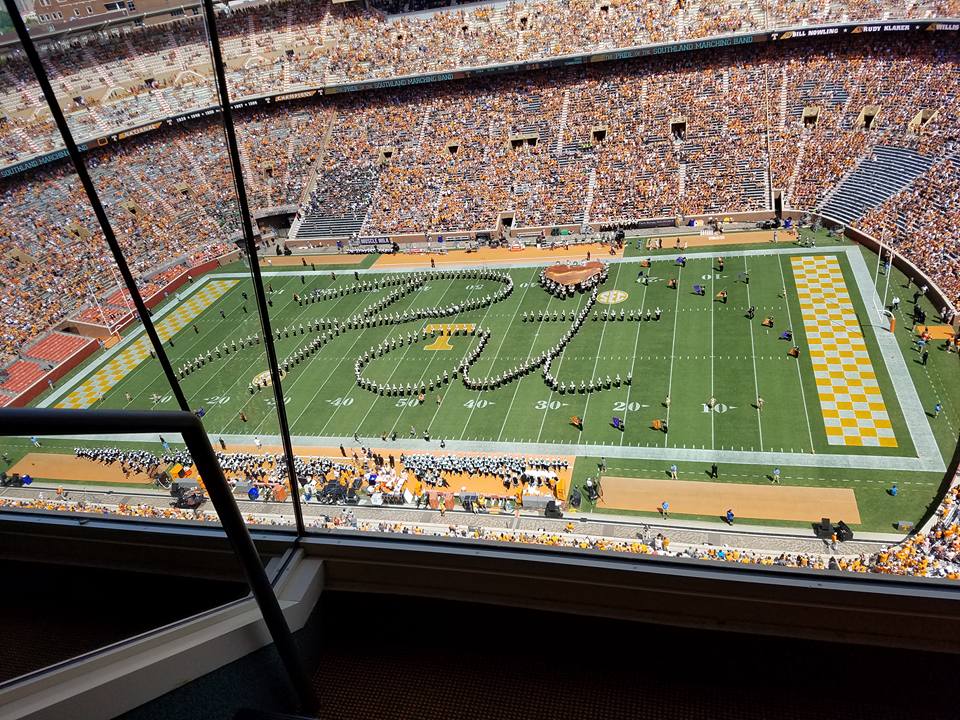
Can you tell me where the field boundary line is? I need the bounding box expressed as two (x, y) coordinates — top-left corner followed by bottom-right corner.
(843, 246), (944, 471)
(37, 431), (943, 472)
(206, 246), (849, 279)
(777, 253), (815, 452)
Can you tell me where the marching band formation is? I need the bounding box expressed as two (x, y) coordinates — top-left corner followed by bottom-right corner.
(175, 261), (651, 399)
(401, 453), (569, 492)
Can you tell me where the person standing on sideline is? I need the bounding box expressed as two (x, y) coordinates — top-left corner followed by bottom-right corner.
(30, 436), (41, 448)
(756, 396), (765, 412)
(254, 436), (263, 450)
(218, 437), (227, 450)
(660, 501), (670, 519)
(922, 349), (929, 366)
(669, 464), (678, 480)
(710, 463), (718, 479)
(599, 457), (607, 473)
(663, 395), (671, 409)
(772, 467), (781, 484)
(934, 402), (942, 418)
(160, 435), (170, 452)
(725, 508), (735, 525)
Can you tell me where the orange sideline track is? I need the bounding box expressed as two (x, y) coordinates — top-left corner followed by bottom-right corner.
(597, 476), (861, 523)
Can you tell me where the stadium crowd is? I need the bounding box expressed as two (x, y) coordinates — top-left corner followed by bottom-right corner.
(5, 473), (958, 580)
(871, 483), (960, 579)
(3, 0), (958, 161)
(858, 155), (960, 304)
(0, 36), (957, 368)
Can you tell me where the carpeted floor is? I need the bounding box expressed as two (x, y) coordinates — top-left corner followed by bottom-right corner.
(0, 560), (246, 685)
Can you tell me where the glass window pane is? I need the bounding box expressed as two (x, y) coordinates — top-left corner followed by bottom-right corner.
(0, 1), (957, 584)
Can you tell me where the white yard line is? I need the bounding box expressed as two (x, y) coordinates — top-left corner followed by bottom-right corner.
(424, 285), (502, 438)
(458, 275), (536, 440)
(618, 278), (649, 446)
(354, 327), (425, 437)
(710, 260), (716, 450)
(743, 256), (764, 451)
(494, 289), (560, 442)
(663, 264), (683, 446)
(279, 280), (424, 433)
(247, 285), (372, 435)
(578, 263), (624, 439)
(777, 254), (815, 452)
(384, 279), (489, 439)
(38, 276), (216, 407)
(316, 278), (456, 437)
(172, 290), (295, 418)
(535, 293), (586, 443)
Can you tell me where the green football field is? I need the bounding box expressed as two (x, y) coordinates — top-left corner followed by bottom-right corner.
(15, 233), (959, 533)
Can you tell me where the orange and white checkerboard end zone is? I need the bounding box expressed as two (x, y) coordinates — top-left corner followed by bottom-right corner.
(55, 280), (238, 409)
(791, 255), (896, 448)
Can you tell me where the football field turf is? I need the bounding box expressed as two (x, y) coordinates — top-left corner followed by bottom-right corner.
(23, 238), (957, 532)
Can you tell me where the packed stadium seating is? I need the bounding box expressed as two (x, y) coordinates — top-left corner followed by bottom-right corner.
(0, 18), (957, 366)
(857, 154), (960, 295)
(1, 0), (958, 164)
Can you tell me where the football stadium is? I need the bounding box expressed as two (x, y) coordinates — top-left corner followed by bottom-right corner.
(0, 0), (959, 716)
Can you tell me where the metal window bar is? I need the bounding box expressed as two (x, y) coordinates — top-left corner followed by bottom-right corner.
(199, 0), (307, 536)
(0, 407), (319, 714)
(2, 0), (190, 413)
